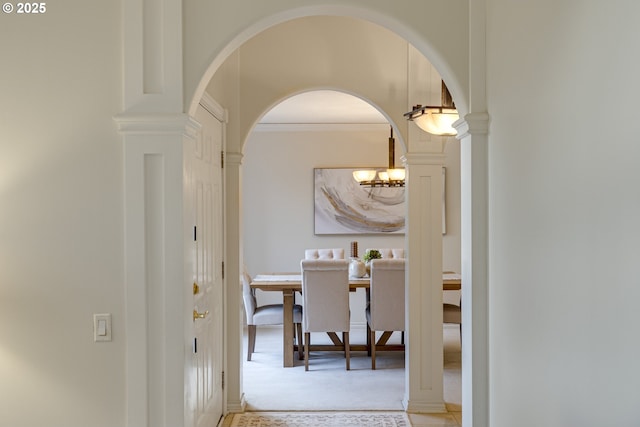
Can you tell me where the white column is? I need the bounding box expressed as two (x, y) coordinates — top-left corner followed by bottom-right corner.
(456, 113), (490, 427)
(122, 0), (184, 112)
(403, 152), (447, 413)
(118, 0), (188, 422)
(223, 151), (246, 413)
(114, 114), (199, 427)
(461, 0), (490, 424)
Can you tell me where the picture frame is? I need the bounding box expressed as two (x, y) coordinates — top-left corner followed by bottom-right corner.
(442, 166), (446, 235)
(314, 167), (405, 235)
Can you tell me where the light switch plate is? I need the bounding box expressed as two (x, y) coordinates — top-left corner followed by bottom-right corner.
(93, 313), (112, 342)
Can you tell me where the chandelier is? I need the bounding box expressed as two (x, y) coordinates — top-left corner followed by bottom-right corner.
(352, 126), (405, 187)
(404, 80), (459, 136)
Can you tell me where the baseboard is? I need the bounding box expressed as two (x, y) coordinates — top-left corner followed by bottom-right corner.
(403, 398), (447, 414)
(226, 392), (247, 414)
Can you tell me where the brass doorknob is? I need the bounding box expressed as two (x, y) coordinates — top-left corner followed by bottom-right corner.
(193, 309), (209, 321)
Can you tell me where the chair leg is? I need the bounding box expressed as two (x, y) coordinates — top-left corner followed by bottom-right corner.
(247, 325), (256, 361)
(366, 323), (372, 356)
(370, 329), (376, 370)
(344, 331), (350, 371)
(296, 323), (304, 360)
(304, 332), (310, 371)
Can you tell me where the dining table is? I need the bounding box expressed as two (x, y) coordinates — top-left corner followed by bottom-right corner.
(250, 272), (462, 367)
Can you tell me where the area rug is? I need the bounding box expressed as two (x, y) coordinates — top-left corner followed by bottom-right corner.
(230, 411), (410, 427)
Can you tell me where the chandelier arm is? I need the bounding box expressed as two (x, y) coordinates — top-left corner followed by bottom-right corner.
(353, 125), (405, 188)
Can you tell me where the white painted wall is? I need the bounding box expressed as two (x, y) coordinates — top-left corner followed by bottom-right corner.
(486, 2), (640, 426)
(0, 2), (125, 427)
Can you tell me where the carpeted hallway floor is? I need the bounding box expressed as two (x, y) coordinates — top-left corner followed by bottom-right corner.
(219, 324), (462, 426)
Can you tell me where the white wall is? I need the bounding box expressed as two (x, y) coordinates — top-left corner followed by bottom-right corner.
(0, 2), (125, 427)
(242, 126), (461, 321)
(486, 2), (640, 426)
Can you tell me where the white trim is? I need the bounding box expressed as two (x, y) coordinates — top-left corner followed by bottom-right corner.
(456, 112), (490, 427)
(117, 114), (198, 427)
(200, 93), (228, 123)
(252, 123), (390, 132)
(114, 113), (200, 137)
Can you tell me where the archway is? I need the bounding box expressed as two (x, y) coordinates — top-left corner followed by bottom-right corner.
(241, 88), (465, 412)
(192, 12), (474, 416)
(118, 2), (488, 426)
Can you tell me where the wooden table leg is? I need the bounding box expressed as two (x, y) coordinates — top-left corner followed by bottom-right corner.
(282, 289), (294, 367)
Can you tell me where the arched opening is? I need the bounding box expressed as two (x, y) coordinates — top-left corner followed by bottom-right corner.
(240, 89), (461, 412)
(183, 9), (479, 424)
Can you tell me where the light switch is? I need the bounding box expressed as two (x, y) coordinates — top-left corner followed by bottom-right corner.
(97, 320), (107, 336)
(94, 313), (112, 342)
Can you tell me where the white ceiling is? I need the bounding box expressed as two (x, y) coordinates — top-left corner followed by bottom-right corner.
(258, 90), (388, 124)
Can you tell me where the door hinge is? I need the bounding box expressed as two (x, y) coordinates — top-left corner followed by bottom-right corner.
(193, 225), (197, 241)
(221, 261), (225, 279)
(221, 150), (224, 168)
(222, 371), (225, 389)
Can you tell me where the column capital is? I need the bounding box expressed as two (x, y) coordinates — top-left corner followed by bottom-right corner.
(402, 152), (446, 166)
(224, 151), (244, 167)
(114, 113), (200, 140)
(454, 112), (490, 139)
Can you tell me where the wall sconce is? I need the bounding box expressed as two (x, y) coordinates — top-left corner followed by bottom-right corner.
(404, 80), (459, 136)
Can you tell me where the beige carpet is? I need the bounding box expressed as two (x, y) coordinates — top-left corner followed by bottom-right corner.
(242, 324), (461, 412)
(229, 411), (410, 427)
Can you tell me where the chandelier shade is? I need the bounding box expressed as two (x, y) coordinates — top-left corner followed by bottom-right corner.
(404, 80), (459, 136)
(410, 107), (459, 136)
(352, 169), (377, 182)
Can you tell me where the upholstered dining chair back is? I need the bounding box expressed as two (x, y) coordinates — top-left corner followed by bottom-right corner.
(301, 259), (350, 332)
(443, 303), (462, 328)
(241, 271), (257, 325)
(367, 258), (406, 332)
(443, 301), (461, 343)
(304, 248), (345, 260)
(366, 258), (405, 369)
(300, 258), (351, 370)
(241, 270), (303, 361)
(442, 270), (461, 343)
(364, 248), (405, 259)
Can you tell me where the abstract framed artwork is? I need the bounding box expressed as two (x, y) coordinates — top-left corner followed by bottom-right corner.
(442, 166), (446, 235)
(314, 168), (405, 235)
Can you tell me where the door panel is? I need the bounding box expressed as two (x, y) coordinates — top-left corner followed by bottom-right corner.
(187, 103), (224, 427)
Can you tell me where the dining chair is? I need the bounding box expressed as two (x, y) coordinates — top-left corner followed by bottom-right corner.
(364, 248), (406, 343)
(300, 259), (351, 371)
(242, 271), (303, 361)
(366, 258), (405, 370)
(304, 248), (345, 260)
(442, 270), (461, 343)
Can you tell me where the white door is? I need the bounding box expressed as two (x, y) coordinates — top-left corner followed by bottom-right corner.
(187, 103), (224, 427)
